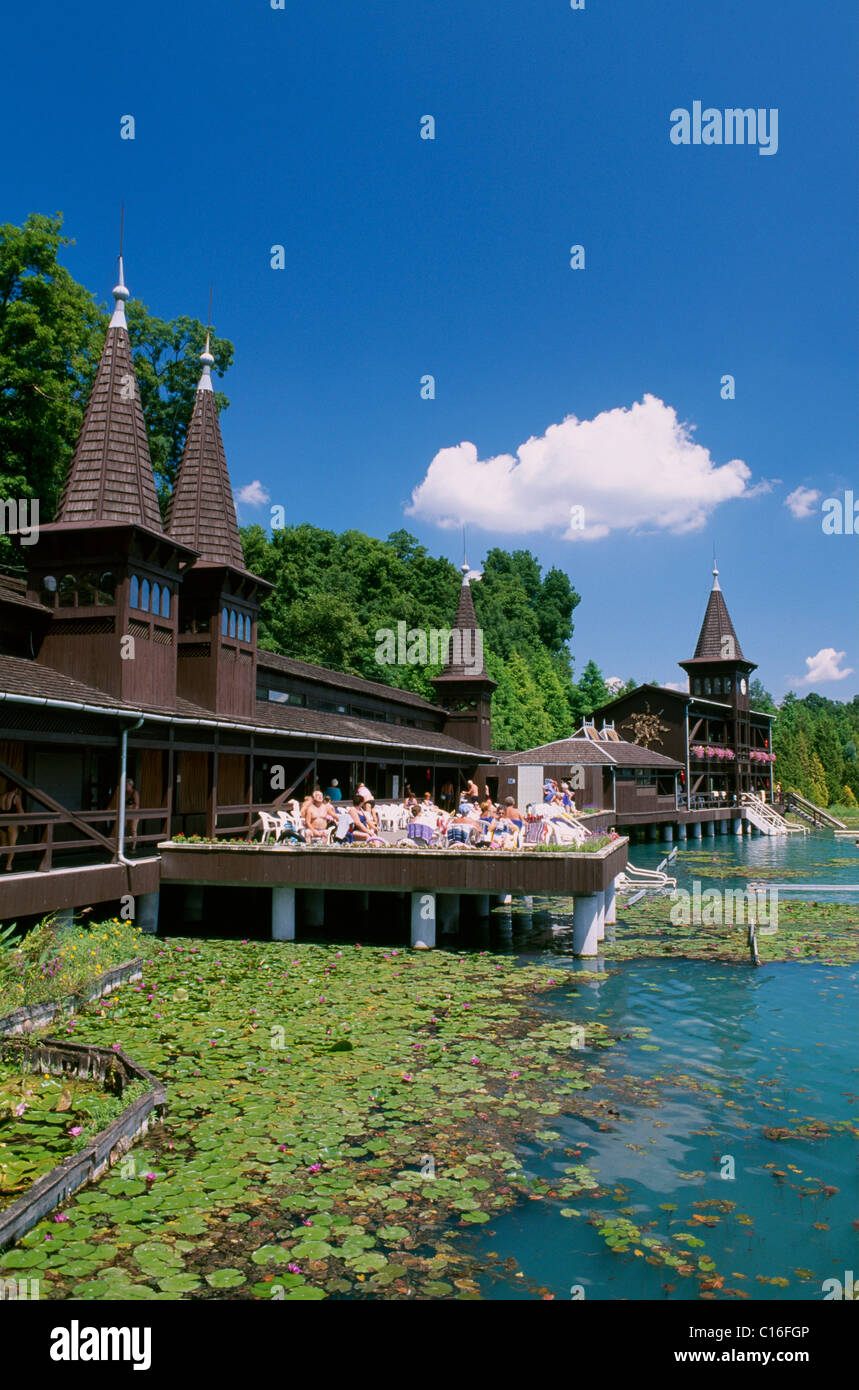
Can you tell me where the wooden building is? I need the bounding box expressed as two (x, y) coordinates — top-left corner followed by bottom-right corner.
(593, 567), (776, 808)
(0, 261), (494, 921)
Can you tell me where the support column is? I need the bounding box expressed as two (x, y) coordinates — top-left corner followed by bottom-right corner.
(604, 876), (617, 927)
(677, 822), (687, 841)
(410, 891), (436, 948)
(572, 892), (604, 957)
(474, 894), (490, 918)
(691, 822), (702, 840)
(701, 820), (713, 837)
(137, 890), (159, 935)
(732, 817), (743, 836)
(437, 893), (459, 934)
(272, 886), (295, 940)
(357, 891), (370, 911)
(184, 885), (204, 922)
(663, 824), (674, 842)
(718, 820), (728, 836)
(493, 893), (513, 908)
(647, 824), (659, 842)
(301, 890), (325, 928)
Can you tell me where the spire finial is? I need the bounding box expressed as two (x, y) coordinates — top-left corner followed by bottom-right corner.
(460, 525), (470, 581)
(198, 286), (215, 391)
(110, 204), (130, 328)
(712, 546), (720, 591)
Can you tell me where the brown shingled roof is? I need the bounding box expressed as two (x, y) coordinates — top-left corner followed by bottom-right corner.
(56, 323), (163, 532)
(500, 737), (681, 769)
(257, 650), (441, 712)
(166, 385), (246, 570)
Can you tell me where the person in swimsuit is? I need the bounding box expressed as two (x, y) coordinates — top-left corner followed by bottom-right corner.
(304, 789), (337, 842)
(0, 786), (23, 871)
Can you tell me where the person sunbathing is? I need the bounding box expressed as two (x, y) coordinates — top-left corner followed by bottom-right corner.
(348, 796), (384, 845)
(502, 797), (524, 829)
(304, 790), (336, 842)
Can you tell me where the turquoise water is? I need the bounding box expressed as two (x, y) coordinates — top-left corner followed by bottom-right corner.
(466, 831), (858, 1300)
(629, 827), (859, 902)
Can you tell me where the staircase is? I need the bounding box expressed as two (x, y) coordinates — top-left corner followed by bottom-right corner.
(784, 791), (847, 830)
(740, 793), (805, 836)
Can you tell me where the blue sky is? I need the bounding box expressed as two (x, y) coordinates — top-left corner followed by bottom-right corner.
(3, 0), (856, 699)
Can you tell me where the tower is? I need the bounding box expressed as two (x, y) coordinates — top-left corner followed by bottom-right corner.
(26, 259), (195, 705)
(165, 334), (271, 716)
(430, 563), (496, 752)
(679, 565), (757, 795)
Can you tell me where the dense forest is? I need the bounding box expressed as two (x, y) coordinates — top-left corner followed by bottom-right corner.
(2, 212), (856, 792)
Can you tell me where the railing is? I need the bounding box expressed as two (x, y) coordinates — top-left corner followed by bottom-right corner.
(784, 791), (846, 830)
(740, 793), (803, 836)
(0, 807), (170, 873)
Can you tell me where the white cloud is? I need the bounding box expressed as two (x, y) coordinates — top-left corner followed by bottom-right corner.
(785, 486), (821, 520)
(407, 394), (753, 540)
(236, 480), (270, 508)
(663, 680), (689, 693)
(605, 676), (625, 694)
(791, 648), (853, 685)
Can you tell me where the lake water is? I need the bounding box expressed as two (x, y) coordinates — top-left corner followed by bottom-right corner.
(465, 830), (858, 1300)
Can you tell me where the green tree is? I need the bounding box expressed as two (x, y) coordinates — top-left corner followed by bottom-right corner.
(571, 660), (611, 724)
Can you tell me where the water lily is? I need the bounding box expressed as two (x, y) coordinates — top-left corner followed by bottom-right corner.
(68, 1126), (82, 1136)
(288, 1263), (301, 1274)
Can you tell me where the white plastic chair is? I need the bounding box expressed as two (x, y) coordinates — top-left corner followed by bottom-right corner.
(258, 811), (280, 844)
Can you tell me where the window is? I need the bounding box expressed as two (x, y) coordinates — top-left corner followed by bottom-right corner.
(161, 586), (171, 618)
(724, 677), (732, 695)
(140, 578), (150, 612)
(59, 574), (77, 608)
(151, 582), (160, 616)
(704, 678), (712, 695)
(693, 678), (701, 695)
(98, 571), (115, 605)
(713, 677), (722, 695)
(129, 574), (139, 609)
(77, 572), (96, 605)
(229, 610), (237, 638)
(40, 575), (57, 606)
(221, 608), (228, 636)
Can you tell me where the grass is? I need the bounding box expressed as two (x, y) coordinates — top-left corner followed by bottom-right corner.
(0, 917), (144, 1019)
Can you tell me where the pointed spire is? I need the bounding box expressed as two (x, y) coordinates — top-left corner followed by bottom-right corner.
(434, 569), (493, 682)
(165, 336), (245, 570)
(55, 256), (164, 531)
(690, 566), (744, 661)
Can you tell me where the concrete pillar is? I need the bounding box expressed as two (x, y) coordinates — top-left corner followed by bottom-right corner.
(493, 893), (513, 907)
(718, 820), (728, 836)
(647, 824), (659, 842)
(572, 892), (604, 957)
(751, 824), (760, 838)
(604, 876), (617, 926)
(184, 885), (204, 922)
(701, 820), (713, 837)
(732, 817), (743, 836)
(437, 893), (459, 935)
(410, 891), (436, 949)
(272, 886), (295, 940)
(356, 891), (370, 911)
(474, 894), (490, 918)
(690, 822), (702, 840)
(663, 824), (674, 842)
(137, 890), (159, 935)
(301, 890), (325, 928)
(677, 821), (687, 841)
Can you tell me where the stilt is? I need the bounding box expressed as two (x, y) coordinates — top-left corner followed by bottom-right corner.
(663, 824), (674, 842)
(474, 894), (490, 918)
(301, 889), (325, 928)
(437, 893), (458, 935)
(137, 890), (159, 935)
(572, 892), (604, 957)
(677, 822), (687, 841)
(647, 824), (659, 842)
(410, 891), (436, 948)
(272, 886), (295, 940)
(691, 822), (702, 840)
(184, 885), (204, 922)
(604, 875), (617, 926)
(493, 893), (513, 907)
(732, 817), (743, 836)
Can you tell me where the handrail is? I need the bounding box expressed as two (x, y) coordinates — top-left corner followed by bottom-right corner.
(784, 791), (846, 830)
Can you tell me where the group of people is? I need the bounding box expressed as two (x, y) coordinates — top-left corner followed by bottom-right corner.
(248, 780), (386, 845)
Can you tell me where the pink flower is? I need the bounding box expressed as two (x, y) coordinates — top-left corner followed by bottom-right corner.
(402, 1073), (413, 1082)
(288, 1263), (301, 1274)
(144, 1172), (157, 1183)
(111, 1043), (121, 1051)
(510, 1071), (520, 1079)
(53, 1213), (68, 1223)
(68, 1126), (82, 1136)
(470, 1057), (480, 1065)
(308, 1163), (322, 1173)
(13, 1101), (26, 1117)
(302, 1219), (313, 1226)
(279, 1145), (287, 1151)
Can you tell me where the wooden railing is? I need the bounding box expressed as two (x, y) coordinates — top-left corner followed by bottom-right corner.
(0, 807), (170, 873)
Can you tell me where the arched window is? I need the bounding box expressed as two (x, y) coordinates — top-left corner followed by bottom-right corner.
(724, 677), (732, 695)
(98, 571), (116, 605)
(151, 582), (160, 615)
(221, 608), (228, 636)
(40, 575), (57, 606)
(140, 578), (150, 612)
(704, 678), (712, 695)
(161, 585), (171, 618)
(77, 573), (96, 605)
(713, 677), (722, 695)
(692, 679), (701, 695)
(229, 609), (237, 638)
(59, 574), (77, 608)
